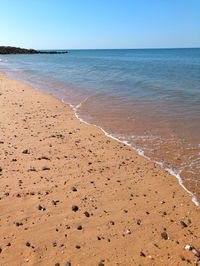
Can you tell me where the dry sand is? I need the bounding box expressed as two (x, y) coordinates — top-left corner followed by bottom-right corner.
(0, 72), (199, 266)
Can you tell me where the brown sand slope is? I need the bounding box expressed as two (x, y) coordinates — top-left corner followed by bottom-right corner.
(0, 73), (199, 266)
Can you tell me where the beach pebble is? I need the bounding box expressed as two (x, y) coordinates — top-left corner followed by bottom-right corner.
(140, 251), (146, 257)
(77, 225), (82, 230)
(52, 200), (59, 206)
(15, 222), (23, 226)
(42, 167), (50, 170)
(25, 242), (31, 247)
(84, 211), (90, 217)
(154, 243), (160, 249)
(180, 221), (188, 228)
(161, 232), (168, 240)
(126, 229), (132, 234)
(72, 205), (79, 212)
(185, 245), (192, 250)
(38, 156), (50, 160)
(22, 149), (29, 154)
(65, 262), (71, 266)
(38, 205), (46, 211)
(28, 168), (36, 172)
(71, 187), (77, 192)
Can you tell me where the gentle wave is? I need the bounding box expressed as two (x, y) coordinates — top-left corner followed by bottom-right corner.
(62, 97), (200, 206)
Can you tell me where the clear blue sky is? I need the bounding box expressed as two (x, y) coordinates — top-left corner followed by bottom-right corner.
(0, 0), (199, 49)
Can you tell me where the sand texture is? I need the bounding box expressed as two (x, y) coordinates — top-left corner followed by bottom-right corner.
(0, 73), (199, 266)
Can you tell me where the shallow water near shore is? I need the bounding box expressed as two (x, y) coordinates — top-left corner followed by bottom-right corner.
(1, 48), (200, 203)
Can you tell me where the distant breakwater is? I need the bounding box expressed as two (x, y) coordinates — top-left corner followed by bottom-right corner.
(0, 46), (68, 55)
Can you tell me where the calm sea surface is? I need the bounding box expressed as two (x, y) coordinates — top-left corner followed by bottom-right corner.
(1, 48), (200, 203)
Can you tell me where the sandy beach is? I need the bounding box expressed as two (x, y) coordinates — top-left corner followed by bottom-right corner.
(0, 72), (199, 265)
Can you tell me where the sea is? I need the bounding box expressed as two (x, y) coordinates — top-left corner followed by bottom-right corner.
(0, 48), (200, 205)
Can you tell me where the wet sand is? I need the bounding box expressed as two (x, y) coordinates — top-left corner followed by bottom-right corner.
(75, 97), (200, 203)
(0, 72), (199, 266)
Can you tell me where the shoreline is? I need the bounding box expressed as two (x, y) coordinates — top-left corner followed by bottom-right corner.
(4, 69), (199, 207)
(65, 99), (200, 207)
(0, 72), (199, 265)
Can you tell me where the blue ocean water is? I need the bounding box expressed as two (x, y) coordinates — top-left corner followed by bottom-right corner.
(0, 48), (200, 202)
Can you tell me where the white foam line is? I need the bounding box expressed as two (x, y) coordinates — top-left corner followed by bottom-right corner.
(75, 97), (89, 110)
(62, 97), (200, 207)
(165, 168), (199, 206)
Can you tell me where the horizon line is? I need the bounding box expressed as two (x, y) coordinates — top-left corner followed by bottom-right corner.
(37, 47), (200, 50)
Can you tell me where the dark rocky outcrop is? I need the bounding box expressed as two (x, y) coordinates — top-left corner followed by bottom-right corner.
(0, 46), (68, 54)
